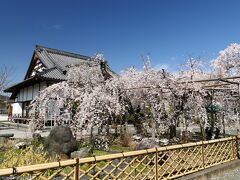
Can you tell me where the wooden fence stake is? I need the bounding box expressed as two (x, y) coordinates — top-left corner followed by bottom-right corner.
(235, 136), (239, 159)
(231, 136), (236, 159)
(155, 148), (158, 180)
(74, 158), (79, 180)
(201, 141), (205, 169)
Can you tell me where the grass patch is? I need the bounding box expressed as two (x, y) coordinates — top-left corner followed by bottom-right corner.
(109, 145), (132, 152)
(92, 150), (109, 156)
(92, 144), (132, 156)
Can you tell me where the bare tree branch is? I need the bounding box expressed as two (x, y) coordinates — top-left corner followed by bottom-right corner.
(0, 65), (14, 94)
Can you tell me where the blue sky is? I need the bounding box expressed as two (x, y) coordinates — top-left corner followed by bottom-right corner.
(1, 0), (240, 83)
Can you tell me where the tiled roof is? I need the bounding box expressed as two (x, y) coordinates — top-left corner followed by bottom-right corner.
(39, 68), (66, 81)
(36, 45), (116, 80)
(34, 45), (93, 80)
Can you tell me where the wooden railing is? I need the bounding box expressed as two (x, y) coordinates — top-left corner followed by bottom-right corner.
(0, 136), (238, 179)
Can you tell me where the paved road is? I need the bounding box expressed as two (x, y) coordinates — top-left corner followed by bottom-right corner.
(0, 114), (8, 121)
(0, 126), (50, 139)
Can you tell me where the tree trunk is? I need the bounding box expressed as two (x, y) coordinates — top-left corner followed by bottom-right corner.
(151, 119), (156, 138)
(169, 124), (176, 139)
(222, 112), (225, 138)
(106, 118), (110, 136)
(132, 116), (148, 136)
(199, 122), (205, 141)
(119, 116), (123, 137)
(124, 121), (128, 134)
(114, 123), (118, 136)
(90, 126), (94, 145)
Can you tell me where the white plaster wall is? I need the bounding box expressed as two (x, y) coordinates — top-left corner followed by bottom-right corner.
(15, 92), (20, 102)
(40, 81), (47, 91)
(24, 87), (28, 101)
(19, 89), (24, 102)
(14, 81), (48, 103)
(27, 86), (33, 101)
(33, 83), (39, 99)
(12, 103), (22, 116)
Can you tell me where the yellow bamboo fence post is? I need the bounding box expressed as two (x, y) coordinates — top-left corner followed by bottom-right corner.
(235, 135), (239, 159)
(74, 158), (79, 180)
(234, 136), (238, 159)
(231, 136), (236, 160)
(155, 147), (158, 180)
(201, 140), (205, 169)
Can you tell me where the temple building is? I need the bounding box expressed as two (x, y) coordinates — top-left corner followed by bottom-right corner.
(4, 45), (114, 123)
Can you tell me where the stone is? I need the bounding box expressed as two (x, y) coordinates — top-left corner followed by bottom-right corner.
(44, 126), (78, 157)
(134, 138), (160, 150)
(0, 133), (14, 138)
(71, 147), (91, 159)
(159, 138), (169, 146)
(14, 142), (27, 149)
(169, 137), (179, 144)
(132, 135), (142, 142)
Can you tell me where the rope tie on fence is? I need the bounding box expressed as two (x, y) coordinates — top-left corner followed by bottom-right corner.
(121, 151), (125, 158)
(57, 157), (61, 167)
(12, 166), (17, 174)
(164, 146), (168, 151)
(93, 155), (97, 163)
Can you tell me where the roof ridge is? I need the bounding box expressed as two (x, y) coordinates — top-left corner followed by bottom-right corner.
(36, 45), (91, 60)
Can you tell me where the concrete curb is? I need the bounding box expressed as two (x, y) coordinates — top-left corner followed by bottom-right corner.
(0, 121), (29, 129)
(177, 159), (240, 180)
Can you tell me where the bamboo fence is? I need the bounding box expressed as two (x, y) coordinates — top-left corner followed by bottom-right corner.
(0, 136), (239, 180)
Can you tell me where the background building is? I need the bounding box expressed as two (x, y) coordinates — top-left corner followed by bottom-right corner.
(0, 94), (9, 114)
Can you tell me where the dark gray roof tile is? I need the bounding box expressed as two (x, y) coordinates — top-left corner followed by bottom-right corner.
(39, 68), (66, 80)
